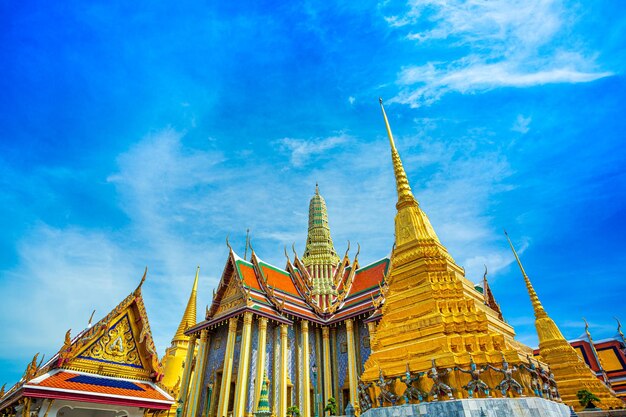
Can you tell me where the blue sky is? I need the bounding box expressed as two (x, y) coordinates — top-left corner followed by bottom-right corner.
(1, 1), (625, 385)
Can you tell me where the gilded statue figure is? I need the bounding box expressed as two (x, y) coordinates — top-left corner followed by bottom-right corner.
(375, 368), (398, 407)
(538, 366), (552, 400)
(357, 380), (374, 412)
(485, 354), (524, 397)
(519, 356), (542, 397)
(428, 359), (454, 401)
(548, 368), (561, 401)
(399, 363), (427, 403)
(455, 356), (491, 398)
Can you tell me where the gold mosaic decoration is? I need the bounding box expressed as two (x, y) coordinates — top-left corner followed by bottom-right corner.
(79, 313), (143, 368)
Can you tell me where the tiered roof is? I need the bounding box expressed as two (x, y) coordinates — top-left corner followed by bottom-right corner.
(188, 248), (390, 333)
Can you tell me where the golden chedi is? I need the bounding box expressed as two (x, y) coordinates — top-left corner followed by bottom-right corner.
(362, 99), (536, 397)
(505, 233), (624, 410)
(161, 267), (200, 399)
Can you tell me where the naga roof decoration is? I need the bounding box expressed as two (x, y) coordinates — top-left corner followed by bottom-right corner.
(188, 247), (390, 334)
(0, 269), (174, 411)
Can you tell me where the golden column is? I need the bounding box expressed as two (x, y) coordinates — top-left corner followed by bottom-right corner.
(322, 326), (332, 405)
(279, 324), (289, 417)
(178, 334), (197, 414)
(187, 329), (209, 417)
(345, 320), (358, 413)
(253, 317), (268, 413)
(233, 313), (253, 417)
(301, 321), (311, 417)
(217, 317), (238, 417)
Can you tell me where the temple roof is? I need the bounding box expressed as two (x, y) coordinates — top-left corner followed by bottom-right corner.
(0, 270), (174, 411)
(188, 248), (389, 333)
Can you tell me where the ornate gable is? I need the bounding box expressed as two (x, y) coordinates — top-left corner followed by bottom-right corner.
(207, 250), (251, 320)
(76, 312), (144, 369)
(56, 269), (163, 381)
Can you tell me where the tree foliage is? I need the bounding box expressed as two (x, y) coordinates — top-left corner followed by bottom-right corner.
(577, 389), (601, 409)
(324, 397), (338, 416)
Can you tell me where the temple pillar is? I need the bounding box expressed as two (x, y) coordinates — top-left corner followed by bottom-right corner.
(233, 313), (253, 417)
(346, 320), (358, 413)
(279, 324), (289, 417)
(217, 317), (238, 417)
(253, 317), (268, 413)
(178, 334), (198, 415)
(187, 330), (209, 417)
(322, 326), (332, 405)
(301, 321), (311, 417)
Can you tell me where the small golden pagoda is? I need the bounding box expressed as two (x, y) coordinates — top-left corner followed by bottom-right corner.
(362, 99), (534, 391)
(161, 267), (200, 395)
(505, 233), (624, 410)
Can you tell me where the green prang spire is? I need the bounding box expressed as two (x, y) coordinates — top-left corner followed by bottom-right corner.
(302, 184), (340, 302)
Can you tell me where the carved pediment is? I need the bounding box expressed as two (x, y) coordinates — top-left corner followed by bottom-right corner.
(77, 313), (143, 368)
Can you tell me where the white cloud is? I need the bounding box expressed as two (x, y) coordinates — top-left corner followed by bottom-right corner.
(348, 96), (356, 105)
(0, 225), (137, 361)
(276, 133), (351, 167)
(385, 0), (613, 106)
(512, 114), (532, 134)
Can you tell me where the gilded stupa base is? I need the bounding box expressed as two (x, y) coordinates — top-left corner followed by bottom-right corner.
(539, 339), (625, 410)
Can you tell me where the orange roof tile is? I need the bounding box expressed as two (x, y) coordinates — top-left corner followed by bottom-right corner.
(260, 263), (300, 296)
(34, 371), (169, 401)
(347, 258), (388, 297)
(237, 262), (262, 290)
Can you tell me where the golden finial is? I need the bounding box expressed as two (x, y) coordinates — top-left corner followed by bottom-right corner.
(173, 267), (200, 343)
(315, 182), (319, 195)
(0, 383), (5, 398)
(355, 243), (361, 260)
(482, 264), (489, 304)
(134, 267), (148, 295)
(343, 241), (351, 259)
(379, 98), (417, 209)
(244, 228), (250, 260)
(292, 243), (298, 258)
(284, 246), (290, 262)
(226, 236), (232, 251)
(616, 317), (625, 342)
(504, 231), (547, 319)
(584, 318), (611, 386)
(87, 309), (96, 328)
(63, 329), (71, 348)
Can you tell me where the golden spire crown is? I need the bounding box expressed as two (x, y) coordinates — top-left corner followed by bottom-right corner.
(379, 98), (418, 210)
(504, 231), (548, 319)
(173, 266), (199, 343)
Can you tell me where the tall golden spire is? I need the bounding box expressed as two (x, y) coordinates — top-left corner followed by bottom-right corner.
(504, 231), (547, 319)
(379, 98), (417, 210)
(379, 98), (441, 248)
(504, 231), (624, 409)
(173, 266), (199, 343)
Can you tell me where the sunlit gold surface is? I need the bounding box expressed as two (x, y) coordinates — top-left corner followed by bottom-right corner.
(363, 100), (539, 401)
(506, 233), (623, 410)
